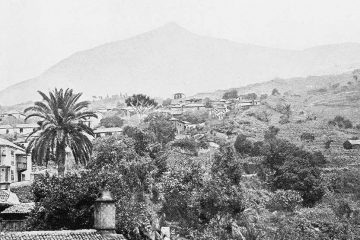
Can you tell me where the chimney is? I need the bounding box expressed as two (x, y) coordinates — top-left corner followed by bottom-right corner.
(94, 190), (116, 234)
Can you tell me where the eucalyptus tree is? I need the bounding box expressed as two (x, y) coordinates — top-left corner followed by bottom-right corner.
(25, 88), (97, 177)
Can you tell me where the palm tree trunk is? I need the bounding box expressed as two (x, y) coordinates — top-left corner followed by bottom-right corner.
(56, 139), (66, 177)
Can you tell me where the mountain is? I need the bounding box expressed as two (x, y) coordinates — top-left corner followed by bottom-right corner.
(2, 23), (360, 105)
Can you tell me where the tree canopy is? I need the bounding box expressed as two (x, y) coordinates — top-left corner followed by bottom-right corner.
(222, 89), (238, 99)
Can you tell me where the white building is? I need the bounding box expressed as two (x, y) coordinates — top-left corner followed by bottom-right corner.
(0, 125), (14, 135)
(13, 123), (39, 135)
(94, 127), (123, 138)
(0, 138), (32, 188)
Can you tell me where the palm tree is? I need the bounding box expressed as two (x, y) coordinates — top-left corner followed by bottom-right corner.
(25, 88), (97, 177)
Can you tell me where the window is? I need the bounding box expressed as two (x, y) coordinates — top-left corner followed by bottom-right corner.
(11, 170), (14, 181)
(6, 129), (9, 134)
(20, 128), (23, 133)
(21, 174), (25, 181)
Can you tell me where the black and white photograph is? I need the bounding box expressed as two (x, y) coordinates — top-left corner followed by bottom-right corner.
(1, 0), (360, 239)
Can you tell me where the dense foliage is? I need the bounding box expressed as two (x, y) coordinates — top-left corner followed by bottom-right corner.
(222, 89), (238, 99)
(100, 115), (124, 128)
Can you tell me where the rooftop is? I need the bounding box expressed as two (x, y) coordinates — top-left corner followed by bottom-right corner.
(0, 202), (35, 214)
(15, 123), (39, 128)
(0, 229), (126, 240)
(94, 128), (123, 134)
(0, 137), (25, 151)
(347, 139), (360, 145)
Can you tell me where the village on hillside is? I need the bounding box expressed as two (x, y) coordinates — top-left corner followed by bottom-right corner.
(1, 68), (360, 239)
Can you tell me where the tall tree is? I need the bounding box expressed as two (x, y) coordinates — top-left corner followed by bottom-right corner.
(25, 88), (97, 177)
(125, 94), (157, 120)
(222, 89), (238, 100)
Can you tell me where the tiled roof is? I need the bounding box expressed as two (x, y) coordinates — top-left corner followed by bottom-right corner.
(0, 230), (126, 240)
(0, 137), (25, 151)
(1, 202), (35, 214)
(15, 123), (39, 128)
(348, 140), (360, 145)
(0, 191), (20, 205)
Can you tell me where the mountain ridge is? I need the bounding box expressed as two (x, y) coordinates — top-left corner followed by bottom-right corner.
(1, 23), (360, 105)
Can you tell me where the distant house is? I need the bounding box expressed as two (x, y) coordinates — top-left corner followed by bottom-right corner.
(0, 138), (32, 184)
(183, 103), (206, 112)
(97, 107), (112, 113)
(13, 124), (39, 136)
(209, 107), (228, 120)
(170, 118), (188, 134)
(118, 107), (136, 118)
(343, 139), (360, 149)
(170, 118), (205, 134)
(237, 100), (260, 108)
(80, 112), (103, 129)
(94, 127), (123, 138)
(0, 125), (13, 135)
(6, 112), (26, 121)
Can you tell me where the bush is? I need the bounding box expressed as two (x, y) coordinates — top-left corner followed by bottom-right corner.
(223, 89), (238, 99)
(177, 110), (208, 124)
(99, 116), (124, 128)
(255, 110), (271, 122)
(266, 190), (302, 212)
(329, 116), (353, 129)
(272, 88), (280, 96)
(300, 132), (315, 142)
(262, 137), (325, 206)
(144, 112), (176, 146)
(171, 138), (198, 156)
(279, 116), (290, 124)
(234, 134), (253, 156)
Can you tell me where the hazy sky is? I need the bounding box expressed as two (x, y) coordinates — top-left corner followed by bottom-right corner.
(1, 0), (360, 91)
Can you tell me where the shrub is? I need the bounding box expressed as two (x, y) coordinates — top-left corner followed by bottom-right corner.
(300, 132), (315, 142)
(100, 115), (124, 128)
(223, 89), (238, 99)
(324, 140), (333, 149)
(171, 138), (198, 156)
(329, 116), (353, 129)
(234, 134), (253, 156)
(144, 112), (176, 146)
(262, 137), (325, 206)
(279, 116), (290, 124)
(343, 119), (353, 129)
(266, 190), (302, 212)
(271, 88), (280, 96)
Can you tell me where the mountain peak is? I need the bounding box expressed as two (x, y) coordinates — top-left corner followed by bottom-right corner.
(152, 22), (192, 35)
